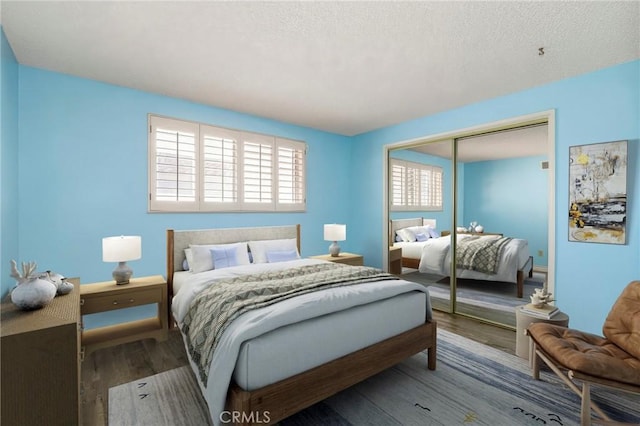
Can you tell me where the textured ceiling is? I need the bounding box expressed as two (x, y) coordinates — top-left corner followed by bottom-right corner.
(1, 1), (639, 136)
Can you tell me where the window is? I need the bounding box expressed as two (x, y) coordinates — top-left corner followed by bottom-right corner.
(149, 115), (306, 212)
(390, 158), (442, 211)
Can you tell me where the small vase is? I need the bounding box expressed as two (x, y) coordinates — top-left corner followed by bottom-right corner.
(11, 277), (57, 310)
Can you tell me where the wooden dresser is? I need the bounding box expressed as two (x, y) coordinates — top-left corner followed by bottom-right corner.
(1, 279), (81, 426)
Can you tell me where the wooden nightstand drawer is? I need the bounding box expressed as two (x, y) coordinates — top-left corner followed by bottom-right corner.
(81, 287), (161, 314)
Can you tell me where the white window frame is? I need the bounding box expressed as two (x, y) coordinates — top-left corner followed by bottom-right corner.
(390, 158), (443, 211)
(148, 115), (306, 212)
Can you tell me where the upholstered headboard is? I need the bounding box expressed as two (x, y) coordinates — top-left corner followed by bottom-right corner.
(166, 224), (301, 323)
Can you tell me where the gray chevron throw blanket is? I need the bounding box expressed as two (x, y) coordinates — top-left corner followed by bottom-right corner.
(181, 262), (397, 385)
(456, 236), (512, 274)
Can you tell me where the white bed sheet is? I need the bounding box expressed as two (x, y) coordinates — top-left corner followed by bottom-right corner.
(172, 270), (191, 295)
(418, 234), (529, 283)
(234, 290), (426, 390)
(172, 259), (432, 425)
(393, 240), (428, 259)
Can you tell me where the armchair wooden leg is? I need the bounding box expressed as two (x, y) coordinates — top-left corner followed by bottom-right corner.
(581, 382), (591, 426)
(530, 341), (541, 380)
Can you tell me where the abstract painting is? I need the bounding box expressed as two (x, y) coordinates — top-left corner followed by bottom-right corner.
(569, 140), (627, 244)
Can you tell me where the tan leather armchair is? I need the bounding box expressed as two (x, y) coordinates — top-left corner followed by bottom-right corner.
(527, 280), (640, 425)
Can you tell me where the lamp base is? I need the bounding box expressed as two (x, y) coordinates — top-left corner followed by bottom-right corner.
(329, 242), (341, 257)
(113, 261), (133, 285)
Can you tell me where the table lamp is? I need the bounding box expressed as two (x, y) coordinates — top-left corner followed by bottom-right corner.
(102, 235), (142, 285)
(324, 224), (346, 257)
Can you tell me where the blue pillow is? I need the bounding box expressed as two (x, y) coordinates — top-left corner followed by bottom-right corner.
(182, 258), (189, 271)
(428, 228), (440, 238)
(266, 249), (298, 263)
(415, 232), (429, 242)
(210, 247), (238, 269)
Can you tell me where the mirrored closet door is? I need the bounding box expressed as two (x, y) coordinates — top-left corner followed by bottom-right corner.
(387, 118), (552, 328)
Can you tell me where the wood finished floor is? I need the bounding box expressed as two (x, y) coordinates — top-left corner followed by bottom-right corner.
(80, 310), (516, 425)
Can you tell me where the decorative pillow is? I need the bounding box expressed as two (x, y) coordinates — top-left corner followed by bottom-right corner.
(210, 246), (238, 269)
(249, 239), (299, 264)
(427, 227), (440, 238)
(189, 242), (250, 273)
(266, 249), (299, 263)
(396, 228), (416, 242)
(407, 225), (440, 240)
(414, 232), (429, 242)
(182, 258), (189, 271)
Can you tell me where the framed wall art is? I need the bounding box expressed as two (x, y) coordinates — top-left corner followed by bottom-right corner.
(569, 140), (627, 244)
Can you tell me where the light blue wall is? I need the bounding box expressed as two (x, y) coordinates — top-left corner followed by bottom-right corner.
(352, 60), (639, 334)
(463, 155), (548, 267)
(17, 67), (353, 280)
(1, 28), (20, 297)
(16, 67), (352, 326)
(6, 48), (639, 333)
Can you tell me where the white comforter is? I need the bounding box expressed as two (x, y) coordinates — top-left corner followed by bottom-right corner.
(172, 258), (432, 425)
(418, 234), (529, 283)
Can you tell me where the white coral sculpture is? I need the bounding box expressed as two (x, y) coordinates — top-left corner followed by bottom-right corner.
(10, 260), (38, 284)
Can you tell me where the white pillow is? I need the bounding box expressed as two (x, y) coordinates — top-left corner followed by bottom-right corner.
(184, 248), (194, 272)
(189, 242), (250, 273)
(396, 228), (416, 242)
(249, 238), (299, 264)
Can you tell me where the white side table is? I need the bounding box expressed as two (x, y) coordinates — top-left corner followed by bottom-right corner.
(515, 305), (569, 361)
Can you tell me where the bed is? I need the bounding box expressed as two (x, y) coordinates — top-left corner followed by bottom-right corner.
(167, 224), (437, 425)
(390, 217), (533, 298)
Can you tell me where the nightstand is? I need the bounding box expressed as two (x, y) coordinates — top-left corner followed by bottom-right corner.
(515, 305), (569, 362)
(389, 246), (402, 274)
(80, 275), (168, 358)
(310, 252), (364, 266)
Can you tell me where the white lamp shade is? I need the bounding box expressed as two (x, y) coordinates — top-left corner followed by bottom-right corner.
(102, 236), (142, 262)
(324, 224), (346, 241)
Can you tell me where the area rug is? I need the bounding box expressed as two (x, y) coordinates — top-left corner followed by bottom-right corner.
(109, 329), (639, 426)
(402, 271), (545, 312)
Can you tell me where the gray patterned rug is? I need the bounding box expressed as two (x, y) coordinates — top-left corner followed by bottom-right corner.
(402, 271), (546, 311)
(109, 329), (639, 425)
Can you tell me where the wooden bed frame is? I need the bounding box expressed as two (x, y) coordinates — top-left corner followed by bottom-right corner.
(390, 218), (533, 298)
(167, 224), (437, 425)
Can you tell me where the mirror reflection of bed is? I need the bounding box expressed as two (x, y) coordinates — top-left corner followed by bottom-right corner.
(390, 217), (544, 326)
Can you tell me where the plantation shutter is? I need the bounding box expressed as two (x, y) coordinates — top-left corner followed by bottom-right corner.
(407, 167), (420, 207)
(426, 167), (443, 208)
(276, 138), (306, 210)
(149, 116), (198, 211)
(390, 161), (406, 207)
(201, 125), (239, 210)
(390, 159), (442, 211)
(148, 115), (306, 212)
(242, 133), (274, 209)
